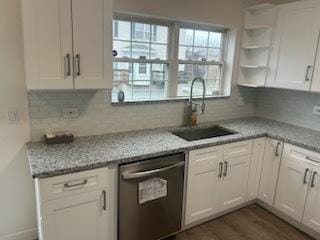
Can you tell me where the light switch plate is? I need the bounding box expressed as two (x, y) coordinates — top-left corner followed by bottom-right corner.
(313, 106), (320, 115)
(7, 109), (19, 124)
(62, 108), (80, 118)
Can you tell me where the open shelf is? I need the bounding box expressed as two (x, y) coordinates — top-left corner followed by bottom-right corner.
(240, 65), (267, 69)
(242, 45), (269, 50)
(247, 3), (274, 12)
(244, 25), (271, 31)
(237, 83), (263, 88)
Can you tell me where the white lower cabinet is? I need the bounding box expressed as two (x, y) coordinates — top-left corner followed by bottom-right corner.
(258, 138), (283, 206)
(41, 189), (108, 240)
(247, 138), (266, 201)
(217, 154), (251, 212)
(185, 140), (253, 225)
(303, 164), (320, 232)
(35, 168), (110, 240)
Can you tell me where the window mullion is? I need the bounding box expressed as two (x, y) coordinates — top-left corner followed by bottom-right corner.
(167, 24), (179, 98)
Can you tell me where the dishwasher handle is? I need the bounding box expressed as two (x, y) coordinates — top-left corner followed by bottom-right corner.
(122, 161), (185, 180)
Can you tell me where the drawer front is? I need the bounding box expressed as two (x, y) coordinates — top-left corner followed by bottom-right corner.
(283, 143), (320, 166)
(189, 145), (223, 168)
(38, 167), (108, 202)
(223, 140), (253, 159)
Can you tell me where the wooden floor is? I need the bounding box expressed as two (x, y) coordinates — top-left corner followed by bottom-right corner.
(173, 205), (314, 240)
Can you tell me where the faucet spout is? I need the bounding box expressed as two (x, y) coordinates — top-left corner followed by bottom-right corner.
(189, 77), (206, 114)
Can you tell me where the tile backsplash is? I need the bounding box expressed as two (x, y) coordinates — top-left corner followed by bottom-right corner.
(28, 86), (257, 141)
(256, 88), (320, 131)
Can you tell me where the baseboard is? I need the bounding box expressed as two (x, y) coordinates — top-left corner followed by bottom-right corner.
(0, 228), (38, 240)
(256, 200), (320, 240)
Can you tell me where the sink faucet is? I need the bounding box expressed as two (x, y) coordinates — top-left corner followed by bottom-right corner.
(187, 77), (206, 125)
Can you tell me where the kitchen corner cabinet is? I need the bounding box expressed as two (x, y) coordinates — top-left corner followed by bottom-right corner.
(258, 138), (283, 206)
(21, 0), (113, 90)
(247, 138), (266, 201)
(35, 168), (109, 240)
(266, 0), (320, 90)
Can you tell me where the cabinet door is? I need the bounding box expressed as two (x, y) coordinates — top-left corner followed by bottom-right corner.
(311, 39), (320, 92)
(185, 163), (220, 225)
(267, 0), (320, 90)
(218, 155), (250, 212)
(247, 138), (266, 201)
(72, 0), (112, 89)
(21, 0), (74, 90)
(275, 145), (312, 221)
(303, 164), (320, 233)
(258, 139), (283, 206)
(41, 189), (108, 240)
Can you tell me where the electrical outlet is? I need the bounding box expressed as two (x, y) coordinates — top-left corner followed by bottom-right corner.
(7, 109), (19, 124)
(313, 106), (320, 116)
(62, 108), (80, 118)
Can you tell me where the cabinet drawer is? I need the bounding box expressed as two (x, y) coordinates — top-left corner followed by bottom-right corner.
(38, 167), (108, 202)
(223, 140), (253, 159)
(189, 146), (223, 167)
(283, 143), (320, 165)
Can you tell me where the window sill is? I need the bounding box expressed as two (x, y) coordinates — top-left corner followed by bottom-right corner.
(111, 95), (230, 106)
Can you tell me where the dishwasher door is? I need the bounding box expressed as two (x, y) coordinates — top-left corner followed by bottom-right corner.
(118, 153), (185, 240)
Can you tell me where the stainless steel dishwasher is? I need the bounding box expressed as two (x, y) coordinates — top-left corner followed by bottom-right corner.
(118, 153), (185, 240)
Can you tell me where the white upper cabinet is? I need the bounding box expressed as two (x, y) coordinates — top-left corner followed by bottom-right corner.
(311, 39), (320, 92)
(21, 0), (74, 90)
(21, 0), (113, 90)
(267, 0), (320, 91)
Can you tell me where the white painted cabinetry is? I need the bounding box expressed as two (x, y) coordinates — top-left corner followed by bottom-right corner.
(218, 140), (253, 211)
(185, 146), (222, 225)
(267, 0), (320, 90)
(21, 0), (113, 90)
(275, 144), (314, 221)
(258, 138), (283, 206)
(35, 168), (109, 240)
(247, 138), (266, 201)
(185, 140), (253, 225)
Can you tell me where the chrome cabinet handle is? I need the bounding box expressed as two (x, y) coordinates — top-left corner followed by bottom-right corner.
(122, 161), (185, 180)
(65, 54), (71, 77)
(305, 65), (312, 82)
(102, 190), (107, 211)
(75, 54), (81, 76)
(64, 179), (88, 188)
(311, 171), (317, 188)
(218, 162), (223, 178)
(303, 169), (310, 184)
(223, 161), (228, 177)
(275, 142), (282, 157)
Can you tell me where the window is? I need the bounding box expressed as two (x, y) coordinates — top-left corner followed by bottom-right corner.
(112, 17), (226, 102)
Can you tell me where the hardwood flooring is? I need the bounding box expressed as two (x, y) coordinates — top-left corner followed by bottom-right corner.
(173, 205), (314, 240)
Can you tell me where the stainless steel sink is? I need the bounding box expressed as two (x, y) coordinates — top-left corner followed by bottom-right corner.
(172, 125), (237, 141)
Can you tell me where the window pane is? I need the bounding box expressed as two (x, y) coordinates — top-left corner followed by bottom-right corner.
(179, 46), (193, 60)
(194, 30), (209, 47)
(192, 47), (208, 61)
(132, 82), (150, 100)
(208, 48), (221, 61)
(152, 64), (167, 81)
(193, 65), (207, 79)
(131, 43), (150, 59)
(132, 23), (150, 42)
(132, 63), (150, 81)
(113, 62), (132, 82)
(151, 81), (167, 99)
(179, 28), (194, 45)
(207, 65), (221, 80)
(151, 44), (167, 60)
(151, 25), (168, 44)
(113, 20), (131, 40)
(178, 64), (193, 83)
(209, 32), (222, 48)
(113, 40), (131, 58)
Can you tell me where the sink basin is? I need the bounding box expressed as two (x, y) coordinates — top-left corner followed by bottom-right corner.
(172, 125), (237, 141)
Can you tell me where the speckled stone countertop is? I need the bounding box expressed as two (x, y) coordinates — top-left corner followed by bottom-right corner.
(27, 117), (320, 178)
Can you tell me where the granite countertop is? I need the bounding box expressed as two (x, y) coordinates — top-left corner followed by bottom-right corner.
(27, 117), (320, 178)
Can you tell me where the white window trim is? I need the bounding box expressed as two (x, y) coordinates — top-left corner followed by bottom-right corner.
(112, 14), (230, 102)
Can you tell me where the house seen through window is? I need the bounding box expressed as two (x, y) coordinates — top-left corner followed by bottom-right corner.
(112, 17), (226, 102)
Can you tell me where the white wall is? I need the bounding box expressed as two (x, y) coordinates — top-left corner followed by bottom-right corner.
(0, 0), (37, 239)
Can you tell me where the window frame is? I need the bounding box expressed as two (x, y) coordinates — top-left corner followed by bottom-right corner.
(112, 14), (228, 102)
